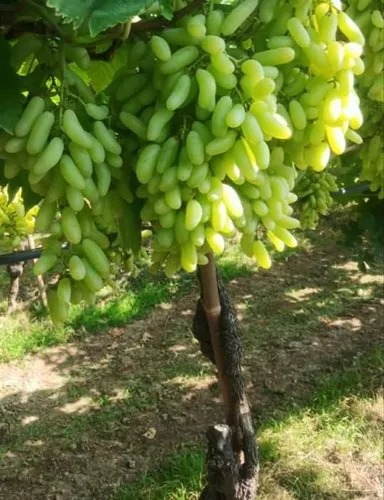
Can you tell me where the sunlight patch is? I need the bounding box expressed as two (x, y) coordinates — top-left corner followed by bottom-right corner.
(59, 396), (96, 414)
(286, 287), (320, 301)
(327, 318), (362, 330)
(21, 415), (39, 426)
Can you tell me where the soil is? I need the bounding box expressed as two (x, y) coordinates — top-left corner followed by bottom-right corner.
(0, 236), (383, 500)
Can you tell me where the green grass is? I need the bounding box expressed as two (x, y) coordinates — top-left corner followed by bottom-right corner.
(115, 450), (204, 500)
(0, 229), (382, 499)
(0, 242), (259, 362)
(0, 313), (72, 360)
(0, 269), (194, 362)
(114, 349), (383, 500)
(69, 272), (194, 332)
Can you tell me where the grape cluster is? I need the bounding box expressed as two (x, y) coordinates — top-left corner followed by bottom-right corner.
(255, 0), (366, 170)
(0, 187), (37, 251)
(359, 135), (383, 196)
(111, 0), (365, 272)
(347, 1), (383, 102)
(295, 170), (339, 229)
(0, 44), (128, 322)
(346, 0), (383, 198)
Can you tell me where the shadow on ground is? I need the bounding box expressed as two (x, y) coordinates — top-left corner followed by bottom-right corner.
(0, 231), (383, 499)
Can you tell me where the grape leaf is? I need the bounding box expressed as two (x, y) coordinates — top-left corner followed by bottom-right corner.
(157, 0), (174, 20)
(87, 45), (129, 93)
(46, 0), (161, 36)
(0, 36), (23, 134)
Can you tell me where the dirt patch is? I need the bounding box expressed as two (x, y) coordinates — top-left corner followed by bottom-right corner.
(0, 237), (383, 499)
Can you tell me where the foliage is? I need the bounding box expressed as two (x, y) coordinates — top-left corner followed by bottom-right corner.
(0, 0), (382, 323)
(47, 0), (162, 36)
(0, 187), (37, 251)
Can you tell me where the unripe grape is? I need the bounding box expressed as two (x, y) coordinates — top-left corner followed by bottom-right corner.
(186, 14), (206, 39)
(252, 240), (271, 269)
(287, 17), (311, 48)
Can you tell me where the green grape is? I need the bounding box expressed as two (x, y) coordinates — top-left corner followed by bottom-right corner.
(66, 186), (84, 212)
(32, 137), (65, 177)
(160, 46), (199, 74)
(226, 103), (246, 128)
(196, 69), (217, 112)
(4, 136), (26, 154)
(164, 186), (182, 210)
(34, 252), (57, 275)
(201, 35), (226, 55)
(57, 277), (71, 304)
(252, 240), (271, 269)
(206, 10), (224, 36)
(205, 228), (225, 254)
(220, 0), (259, 36)
(83, 259), (104, 292)
(205, 131), (236, 156)
(14, 96), (45, 137)
(185, 199), (203, 231)
(47, 289), (69, 324)
(150, 35), (172, 62)
(89, 137), (106, 163)
(186, 14), (206, 39)
(287, 17), (310, 48)
(253, 48), (295, 66)
(64, 45), (90, 70)
(61, 207), (82, 244)
(82, 238), (110, 278)
(210, 52), (235, 75)
(94, 162), (111, 196)
(180, 240), (198, 272)
(93, 121), (121, 155)
(85, 103), (109, 121)
(59, 154), (86, 190)
(147, 108), (174, 141)
(166, 74), (191, 110)
(136, 144), (162, 184)
(116, 74), (148, 102)
(210, 96), (232, 138)
(62, 109), (92, 149)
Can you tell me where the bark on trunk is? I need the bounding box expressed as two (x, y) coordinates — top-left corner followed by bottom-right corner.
(27, 235), (47, 308)
(193, 253), (259, 499)
(6, 262), (24, 314)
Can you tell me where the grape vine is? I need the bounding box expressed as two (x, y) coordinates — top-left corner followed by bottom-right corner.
(0, 1), (382, 497)
(0, 0), (378, 322)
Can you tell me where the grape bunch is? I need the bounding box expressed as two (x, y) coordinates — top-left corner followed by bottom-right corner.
(0, 42), (131, 323)
(346, 0), (383, 198)
(0, 187), (37, 251)
(111, 0), (364, 272)
(347, 0), (383, 103)
(294, 170), (339, 229)
(359, 135), (384, 197)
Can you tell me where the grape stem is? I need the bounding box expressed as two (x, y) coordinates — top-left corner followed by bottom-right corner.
(67, 91), (87, 110)
(59, 47), (67, 125)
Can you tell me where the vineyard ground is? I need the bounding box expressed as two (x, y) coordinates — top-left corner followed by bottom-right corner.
(0, 225), (383, 499)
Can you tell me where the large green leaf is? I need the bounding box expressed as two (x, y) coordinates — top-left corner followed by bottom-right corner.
(87, 44), (129, 93)
(0, 36), (23, 134)
(46, 0), (161, 36)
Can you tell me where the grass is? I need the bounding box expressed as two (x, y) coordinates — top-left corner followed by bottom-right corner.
(115, 349), (383, 500)
(0, 228), (383, 499)
(115, 450), (204, 500)
(0, 242), (261, 362)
